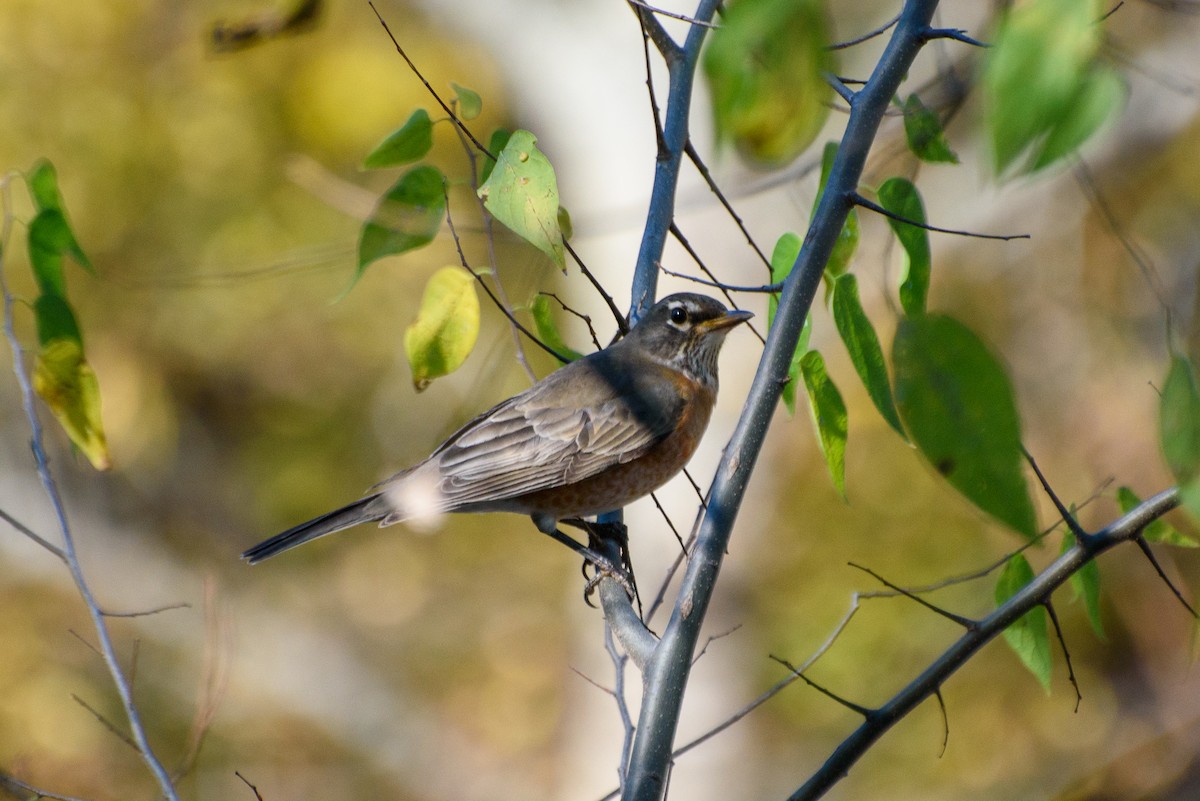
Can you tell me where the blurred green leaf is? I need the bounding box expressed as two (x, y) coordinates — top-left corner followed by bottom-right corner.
(1032, 67), (1123, 171)
(831, 274), (904, 438)
(477, 129), (565, 271)
(530, 294), (584, 362)
(812, 142), (860, 293)
(25, 159), (91, 271)
(33, 293), (82, 347)
(481, 128), (512, 184)
(363, 109), (434, 169)
(1160, 355), (1200, 481)
(877, 177), (930, 318)
(557, 205), (573, 242)
(800, 349), (847, 497)
(451, 82), (483, 121)
(1117, 486), (1198, 548)
(28, 210), (71, 296)
(902, 94), (959, 164)
(893, 314), (1038, 539)
(768, 232), (812, 413)
(34, 337), (110, 471)
(703, 0), (833, 166)
(405, 267), (480, 391)
(357, 165), (446, 278)
(996, 554), (1052, 691)
(1061, 531), (1105, 639)
(27, 159), (62, 212)
(1160, 355), (1200, 521)
(983, 0), (1122, 175)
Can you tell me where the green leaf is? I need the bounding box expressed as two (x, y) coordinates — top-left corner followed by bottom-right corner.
(33, 293), (83, 347)
(1061, 531), (1105, 639)
(28, 210), (71, 296)
(812, 142), (860, 292)
(983, 0), (1122, 175)
(481, 128), (512, 185)
(703, 0), (833, 166)
(996, 554), (1053, 691)
(530, 294), (584, 362)
(831, 274), (904, 437)
(1031, 67), (1124, 171)
(477, 130), (565, 271)
(902, 94), (959, 164)
(877, 178), (930, 318)
(767, 232), (812, 413)
(893, 314), (1038, 539)
(357, 165), (446, 278)
(451, 82), (482, 121)
(800, 350), (847, 497)
(363, 109), (434, 169)
(25, 160), (91, 271)
(27, 159), (62, 212)
(1160, 355), (1200, 482)
(404, 267), (480, 391)
(1117, 486), (1198, 548)
(33, 337), (110, 471)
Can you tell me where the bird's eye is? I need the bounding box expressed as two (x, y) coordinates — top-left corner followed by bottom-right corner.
(669, 306), (688, 325)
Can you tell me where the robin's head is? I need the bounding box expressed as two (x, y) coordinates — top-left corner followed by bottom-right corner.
(623, 293), (753, 386)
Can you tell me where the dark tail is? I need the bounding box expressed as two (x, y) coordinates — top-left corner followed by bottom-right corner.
(242, 495), (385, 564)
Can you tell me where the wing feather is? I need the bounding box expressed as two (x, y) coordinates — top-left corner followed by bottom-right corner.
(427, 358), (687, 507)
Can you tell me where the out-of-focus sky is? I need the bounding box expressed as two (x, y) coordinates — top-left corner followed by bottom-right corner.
(1, 1), (1199, 800)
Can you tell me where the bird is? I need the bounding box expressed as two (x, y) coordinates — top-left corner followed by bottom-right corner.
(242, 292), (752, 566)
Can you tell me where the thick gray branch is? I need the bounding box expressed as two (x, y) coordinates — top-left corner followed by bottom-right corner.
(620, 2), (942, 800)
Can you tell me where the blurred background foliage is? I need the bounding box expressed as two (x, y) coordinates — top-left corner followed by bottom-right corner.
(0, 1), (1199, 800)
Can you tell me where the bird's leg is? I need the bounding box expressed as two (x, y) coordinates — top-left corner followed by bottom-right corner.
(560, 518), (639, 607)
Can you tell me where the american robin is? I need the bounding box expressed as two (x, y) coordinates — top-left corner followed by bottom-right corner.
(242, 293), (752, 565)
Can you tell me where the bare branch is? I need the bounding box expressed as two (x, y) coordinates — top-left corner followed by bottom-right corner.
(0, 506), (66, 562)
(849, 562), (978, 629)
(0, 773), (98, 801)
(829, 13), (900, 50)
(853, 192), (1030, 241)
(0, 174), (181, 801)
(787, 488), (1181, 801)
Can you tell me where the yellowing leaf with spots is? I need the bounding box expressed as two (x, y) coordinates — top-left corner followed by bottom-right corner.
(405, 268), (480, 391)
(34, 337), (110, 470)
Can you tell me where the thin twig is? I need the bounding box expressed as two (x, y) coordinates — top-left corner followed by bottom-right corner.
(235, 771), (265, 801)
(367, 2), (492, 158)
(770, 656), (874, 717)
(829, 13), (901, 50)
(448, 102), (537, 381)
(854, 192), (1029, 241)
(605, 624), (636, 792)
(100, 602), (191, 618)
(665, 225), (767, 342)
(0, 506), (66, 562)
(849, 562), (978, 629)
(1043, 601), (1083, 711)
(441, 184), (573, 363)
(539, 292), (603, 350)
(0, 773), (98, 801)
(682, 141), (773, 272)
(565, 240), (628, 334)
(660, 265), (782, 295)
(71, 693), (141, 753)
(627, 0), (719, 28)
(0, 174), (182, 801)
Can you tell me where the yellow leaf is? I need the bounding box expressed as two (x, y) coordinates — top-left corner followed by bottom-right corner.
(405, 268), (480, 391)
(34, 338), (111, 470)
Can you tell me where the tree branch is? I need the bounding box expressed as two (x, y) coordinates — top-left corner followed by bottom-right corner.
(621, 3), (943, 799)
(787, 488), (1180, 801)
